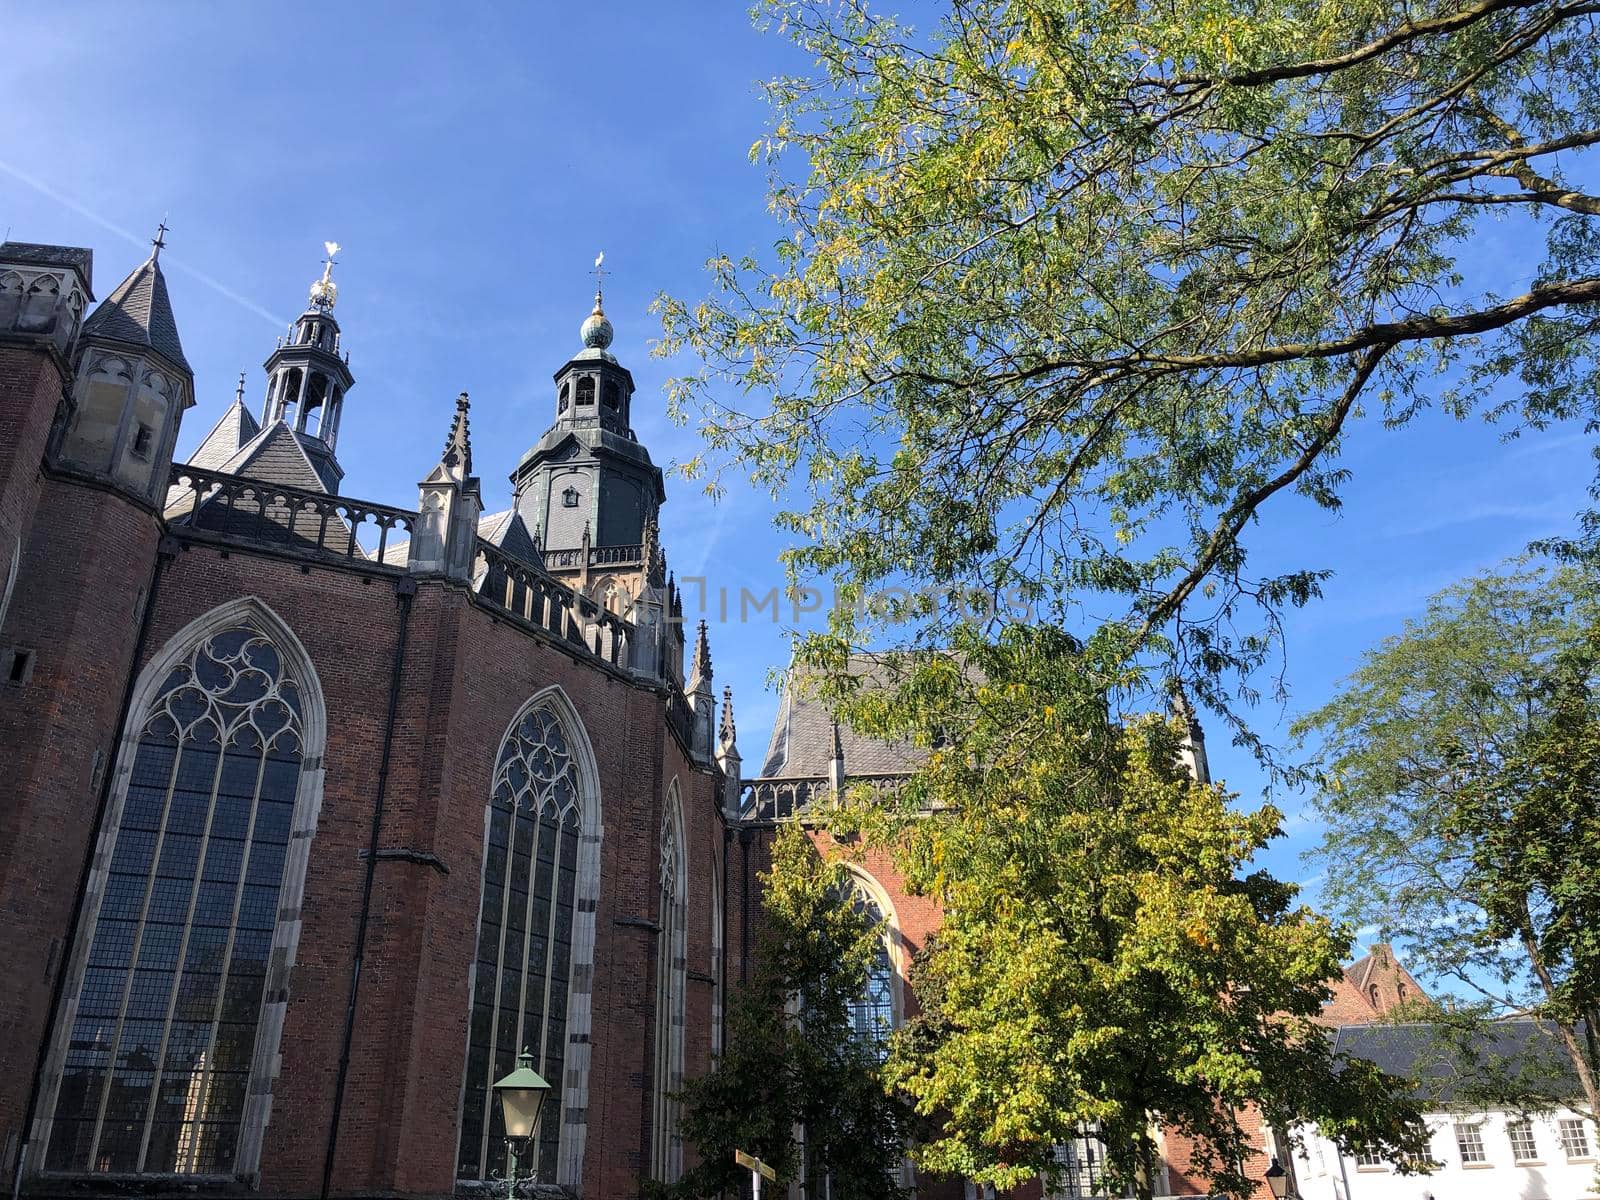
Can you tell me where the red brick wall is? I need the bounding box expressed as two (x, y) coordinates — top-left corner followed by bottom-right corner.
(0, 463), (162, 1177)
(44, 541), (726, 1199)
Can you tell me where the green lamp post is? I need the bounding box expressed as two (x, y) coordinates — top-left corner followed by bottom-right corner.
(493, 1049), (552, 1193)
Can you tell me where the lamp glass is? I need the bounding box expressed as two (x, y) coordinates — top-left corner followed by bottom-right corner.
(1264, 1157), (1288, 1200)
(493, 1050), (552, 1142)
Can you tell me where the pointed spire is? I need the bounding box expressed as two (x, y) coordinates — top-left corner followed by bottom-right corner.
(235, 371), (246, 405)
(719, 685), (736, 749)
(690, 619), (713, 687)
(83, 246), (189, 372)
(441, 391), (473, 475)
(150, 218), (169, 263)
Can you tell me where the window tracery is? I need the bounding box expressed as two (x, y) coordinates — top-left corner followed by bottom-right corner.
(44, 624), (310, 1176)
(458, 703), (583, 1185)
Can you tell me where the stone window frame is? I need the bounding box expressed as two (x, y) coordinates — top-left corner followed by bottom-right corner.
(30, 597), (327, 1185)
(454, 686), (603, 1193)
(650, 781), (687, 1184)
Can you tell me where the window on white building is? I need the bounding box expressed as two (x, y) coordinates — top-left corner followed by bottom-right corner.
(1353, 1146), (1386, 1168)
(1454, 1122), (1487, 1164)
(1507, 1118), (1539, 1163)
(1560, 1118), (1592, 1160)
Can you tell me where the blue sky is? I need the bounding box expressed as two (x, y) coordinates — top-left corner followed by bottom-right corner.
(6, 4), (1594, 960)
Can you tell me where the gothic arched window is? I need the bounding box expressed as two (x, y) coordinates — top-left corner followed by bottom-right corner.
(842, 875), (896, 1059)
(41, 609), (322, 1178)
(458, 703), (584, 1185)
(651, 787), (687, 1183)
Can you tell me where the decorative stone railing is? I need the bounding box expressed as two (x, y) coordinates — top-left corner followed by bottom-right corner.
(739, 773), (913, 821)
(474, 537), (631, 668)
(168, 464), (415, 565)
(540, 543), (645, 571)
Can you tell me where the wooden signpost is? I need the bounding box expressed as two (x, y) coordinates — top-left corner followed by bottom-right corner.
(734, 1149), (777, 1199)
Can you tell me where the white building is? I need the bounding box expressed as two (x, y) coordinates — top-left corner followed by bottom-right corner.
(1290, 1021), (1599, 1200)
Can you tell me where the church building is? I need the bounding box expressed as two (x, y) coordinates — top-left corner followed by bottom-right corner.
(0, 233), (1330, 1200)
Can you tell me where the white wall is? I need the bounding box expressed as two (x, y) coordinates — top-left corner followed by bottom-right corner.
(1291, 1109), (1600, 1200)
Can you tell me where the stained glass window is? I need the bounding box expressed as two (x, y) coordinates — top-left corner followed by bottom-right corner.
(46, 625), (307, 1176)
(651, 796), (686, 1183)
(844, 880), (894, 1059)
(458, 705), (581, 1185)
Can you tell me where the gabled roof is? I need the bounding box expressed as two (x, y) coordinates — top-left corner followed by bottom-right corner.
(166, 420), (362, 557)
(82, 254), (188, 372)
(215, 421), (332, 493)
(185, 399), (261, 473)
(1332, 1020), (1581, 1106)
(478, 508), (543, 567)
(761, 654), (925, 777)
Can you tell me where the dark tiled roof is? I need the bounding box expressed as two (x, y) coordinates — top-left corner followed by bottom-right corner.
(82, 255), (189, 371)
(0, 241), (94, 293)
(1333, 1020), (1581, 1104)
(761, 654), (925, 777)
(216, 422), (331, 493)
(479, 508), (544, 568)
(185, 400), (261, 472)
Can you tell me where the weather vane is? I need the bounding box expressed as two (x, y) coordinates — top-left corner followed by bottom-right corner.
(151, 217), (170, 261)
(310, 240), (342, 311)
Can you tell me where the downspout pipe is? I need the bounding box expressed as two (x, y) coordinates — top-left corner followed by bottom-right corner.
(12, 534), (179, 1200)
(320, 575), (416, 1200)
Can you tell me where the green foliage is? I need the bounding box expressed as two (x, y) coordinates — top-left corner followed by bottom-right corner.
(821, 627), (1430, 1196)
(660, 824), (914, 1200)
(1299, 559), (1600, 1118)
(658, 0), (1600, 734)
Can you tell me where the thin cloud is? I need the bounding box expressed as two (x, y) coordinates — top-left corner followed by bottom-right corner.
(0, 158), (286, 329)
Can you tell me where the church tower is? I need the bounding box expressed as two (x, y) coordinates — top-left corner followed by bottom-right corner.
(510, 261), (666, 600)
(259, 243), (354, 491)
(55, 226), (195, 506)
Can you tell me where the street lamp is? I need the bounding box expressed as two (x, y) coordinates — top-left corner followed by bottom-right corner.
(493, 1048), (552, 1194)
(1264, 1156), (1290, 1200)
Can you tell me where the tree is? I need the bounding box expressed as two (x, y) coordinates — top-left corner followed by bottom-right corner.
(827, 627), (1429, 1197)
(658, 0), (1600, 731)
(659, 822), (914, 1200)
(1298, 559), (1600, 1122)
(656, 0), (1598, 1187)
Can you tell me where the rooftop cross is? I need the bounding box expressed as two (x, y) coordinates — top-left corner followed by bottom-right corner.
(151, 218), (170, 261)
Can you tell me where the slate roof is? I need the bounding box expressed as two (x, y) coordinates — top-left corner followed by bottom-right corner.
(1332, 1020), (1582, 1105)
(214, 422), (332, 493)
(761, 654), (925, 777)
(185, 399), (261, 472)
(0, 241), (93, 293)
(167, 420), (362, 557)
(82, 254), (188, 371)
